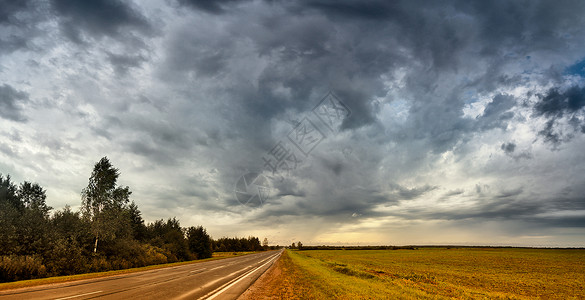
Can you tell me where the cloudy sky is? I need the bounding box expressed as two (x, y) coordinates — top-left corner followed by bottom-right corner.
(1, 0), (585, 247)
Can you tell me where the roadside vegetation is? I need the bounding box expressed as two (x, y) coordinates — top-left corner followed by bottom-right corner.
(242, 248), (326, 299)
(0, 157), (268, 283)
(247, 248), (585, 299)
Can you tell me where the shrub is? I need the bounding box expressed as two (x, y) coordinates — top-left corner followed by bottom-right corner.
(44, 238), (88, 276)
(0, 255), (47, 282)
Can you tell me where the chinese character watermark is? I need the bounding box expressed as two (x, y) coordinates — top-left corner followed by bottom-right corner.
(312, 92), (351, 132)
(287, 117), (325, 156)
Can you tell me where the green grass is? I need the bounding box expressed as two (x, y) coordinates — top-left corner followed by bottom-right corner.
(0, 251), (254, 291)
(281, 248), (585, 299)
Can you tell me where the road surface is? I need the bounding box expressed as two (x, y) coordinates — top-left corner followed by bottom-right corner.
(0, 250), (282, 300)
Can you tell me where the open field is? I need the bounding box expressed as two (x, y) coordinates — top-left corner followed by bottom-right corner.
(242, 248), (585, 299)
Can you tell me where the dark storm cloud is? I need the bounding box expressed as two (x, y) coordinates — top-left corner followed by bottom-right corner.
(107, 52), (146, 75)
(501, 142), (533, 160)
(293, 0), (585, 68)
(298, 0), (405, 20)
(532, 216), (585, 228)
(466, 199), (585, 228)
(395, 188), (536, 220)
(152, 0), (585, 228)
(177, 0), (250, 14)
(453, 0), (585, 58)
(535, 86), (585, 118)
(165, 0), (585, 152)
(538, 120), (562, 145)
(501, 142), (516, 154)
(389, 183), (438, 201)
(240, 142), (398, 221)
(534, 86), (585, 145)
(120, 119), (198, 166)
(435, 200), (545, 221)
(162, 26), (233, 78)
(496, 187), (523, 199)
(248, 0), (523, 152)
(256, 186), (392, 220)
(50, 0), (152, 43)
(2, 0), (585, 244)
(403, 92), (516, 155)
(0, 84), (28, 122)
(0, 0), (32, 24)
(319, 156), (345, 176)
(0, 0), (48, 54)
(392, 182), (585, 228)
(0, 35), (28, 54)
(163, 1), (391, 134)
(272, 179), (306, 198)
(439, 189), (464, 201)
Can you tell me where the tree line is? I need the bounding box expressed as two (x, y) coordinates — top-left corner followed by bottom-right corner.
(0, 157), (267, 283)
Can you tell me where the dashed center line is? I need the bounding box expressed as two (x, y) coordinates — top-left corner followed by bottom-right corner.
(54, 290), (102, 300)
(204, 252), (281, 300)
(191, 268), (207, 273)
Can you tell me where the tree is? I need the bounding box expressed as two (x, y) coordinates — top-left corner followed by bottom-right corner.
(0, 174), (22, 255)
(18, 181), (51, 217)
(16, 182), (51, 256)
(262, 238), (269, 250)
(48, 206), (90, 275)
(52, 205), (86, 244)
(186, 226), (212, 259)
(291, 242), (296, 249)
(0, 177), (54, 257)
(247, 236), (262, 251)
(147, 218), (191, 262)
(81, 157), (131, 253)
(297, 241), (303, 250)
(127, 202), (147, 241)
(0, 174), (22, 210)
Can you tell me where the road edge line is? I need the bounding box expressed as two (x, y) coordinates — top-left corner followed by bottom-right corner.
(203, 251), (282, 300)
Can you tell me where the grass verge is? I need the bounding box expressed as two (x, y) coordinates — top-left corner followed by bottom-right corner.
(240, 249), (327, 299)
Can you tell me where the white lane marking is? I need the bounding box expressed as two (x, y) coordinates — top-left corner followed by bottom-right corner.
(54, 290), (102, 300)
(186, 254), (278, 300)
(191, 268), (207, 273)
(177, 251), (281, 300)
(209, 265), (227, 271)
(203, 252), (281, 300)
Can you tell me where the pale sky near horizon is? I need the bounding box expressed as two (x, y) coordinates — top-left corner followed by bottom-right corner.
(1, 0), (585, 247)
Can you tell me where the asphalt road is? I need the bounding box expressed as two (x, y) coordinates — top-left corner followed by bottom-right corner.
(0, 250), (282, 300)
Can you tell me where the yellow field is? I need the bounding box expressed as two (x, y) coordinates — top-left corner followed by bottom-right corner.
(246, 248), (585, 299)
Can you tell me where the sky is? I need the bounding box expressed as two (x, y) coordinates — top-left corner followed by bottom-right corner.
(1, 0), (585, 247)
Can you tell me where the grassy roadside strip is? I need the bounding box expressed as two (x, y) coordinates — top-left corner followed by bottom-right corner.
(240, 249), (326, 299)
(0, 252), (256, 291)
(244, 249), (391, 299)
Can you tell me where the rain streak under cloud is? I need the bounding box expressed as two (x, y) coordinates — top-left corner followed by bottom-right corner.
(1, 0), (585, 247)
